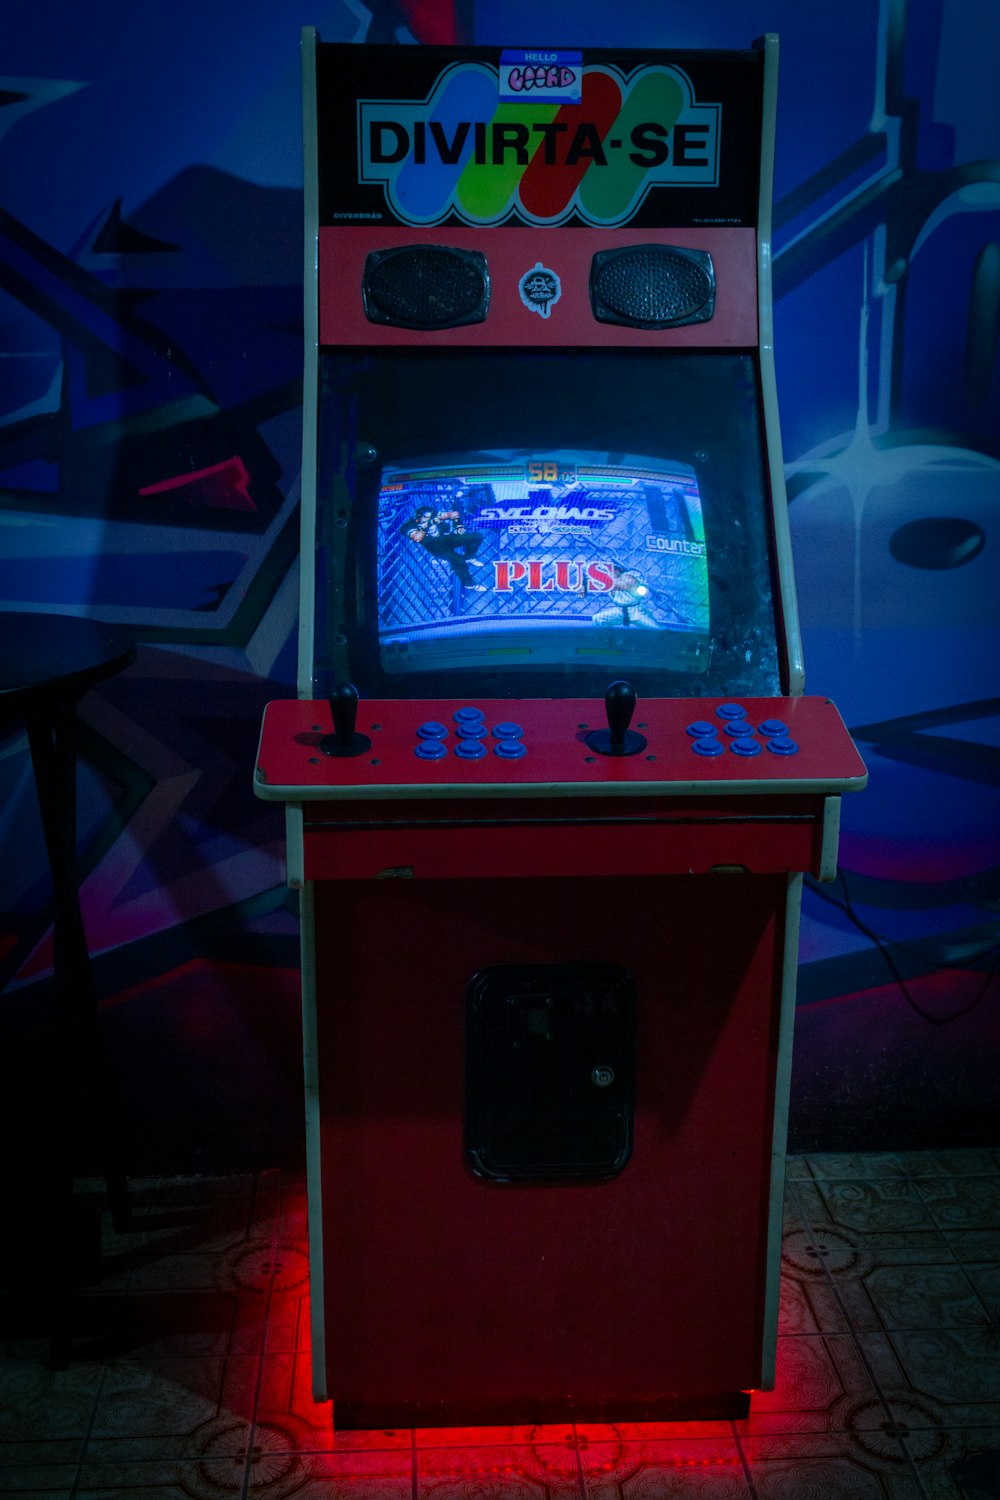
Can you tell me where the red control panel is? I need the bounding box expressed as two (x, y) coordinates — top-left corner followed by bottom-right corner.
(255, 694), (868, 801)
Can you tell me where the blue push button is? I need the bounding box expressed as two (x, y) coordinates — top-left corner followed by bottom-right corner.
(415, 739), (448, 760)
(766, 736), (799, 755)
(456, 721), (488, 739)
(417, 720), (448, 739)
(692, 736), (725, 757)
(454, 706), (485, 724)
(730, 736), (762, 756)
(687, 721), (717, 738)
(454, 739), (487, 760)
(493, 721), (524, 739)
(723, 720), (755, 738)
(760, 718), (788, 737)
(717, 702), (747, 720)
(494, 739), (526, 759)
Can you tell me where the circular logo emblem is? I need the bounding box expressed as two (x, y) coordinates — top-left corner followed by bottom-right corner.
(519, 262), (561, 318)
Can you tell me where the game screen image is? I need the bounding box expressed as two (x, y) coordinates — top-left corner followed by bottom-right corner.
(376, 452), (709, 676)
(315, 348), (784, 700)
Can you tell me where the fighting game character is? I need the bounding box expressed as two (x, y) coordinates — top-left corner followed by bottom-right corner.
(402, 506), (487, 588)
(591, 562), (659, 628)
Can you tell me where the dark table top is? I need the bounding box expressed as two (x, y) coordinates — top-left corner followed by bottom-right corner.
(0, 612), (136, 715)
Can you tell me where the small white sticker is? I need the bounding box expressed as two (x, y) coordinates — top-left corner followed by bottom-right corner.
(519, 262), (562, 319)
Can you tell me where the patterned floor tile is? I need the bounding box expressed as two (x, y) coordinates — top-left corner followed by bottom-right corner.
(257, 1173), (310, 1358)
(852, 1261), (989, 1334)
(0, 1460), (81, 1497)
(791, 1176), (956, 1325)
(798, 1178), (941, 1235)
(861, 1326), (1000, 1428)
(576, 1421), (734, 1444)
(82, 1424), (409, 1495)
(64, 1287), (265, 1362)
(253, 1350), (334, 1451)
(938, 1228), (1000, 1267)
(416, 1439), (583, 1497)
(415, 1426), (577, 1449)
(114, 1227), (300, 1362)
(779, 1273), (846, 1336)
(811, 1238), (983, 1338)
(262, 1284), (312, 1355)
(4, 1159), (1000, 1498)
(80, 1420), (410, 1495)
(963, 1262), (1000, 1324)
(737, 1334), (881, 1436)
(580, 1433), (751, 1498)
(916, 1176), (1000, 1233)
(742, 1430), (925, 1498)
(125, 1232), (287, 1298)
(254, 1350), (414, 1451)
(75, 1455), (252, 1497)
(84, 1355), (260, 1462)
(779, 1217), (851, 1333)
(273, 1179), (309, 1246)
(897, 1424), (1000, 1499)
(283, 1451), (413, 1500)
(0, 1355), (105, 1464)
(806, 1151), (999, 1181)
(781, 1185), (808, 1236)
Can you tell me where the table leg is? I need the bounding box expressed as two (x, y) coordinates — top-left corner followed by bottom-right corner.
(26, 698), (131, 1238)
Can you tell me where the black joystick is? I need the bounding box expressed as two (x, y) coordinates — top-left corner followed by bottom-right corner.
(321, 682), (372, 758)
(585, 680), (647, 757)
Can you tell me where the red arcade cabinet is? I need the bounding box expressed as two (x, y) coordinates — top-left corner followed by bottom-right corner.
(254, 31), (866, 1427)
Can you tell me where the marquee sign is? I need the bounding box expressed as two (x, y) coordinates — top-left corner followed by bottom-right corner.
(317, 45), (763, 230)
(356, 62), (721, 227)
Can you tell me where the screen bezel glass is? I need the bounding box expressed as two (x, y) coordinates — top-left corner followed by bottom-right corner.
(315, 346), (786, 701)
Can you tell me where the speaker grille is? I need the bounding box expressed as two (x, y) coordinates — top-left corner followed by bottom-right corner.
(362, 245), (490, 329)
(590, 245), (715, 329)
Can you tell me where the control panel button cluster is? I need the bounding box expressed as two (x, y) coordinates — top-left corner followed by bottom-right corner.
(687, 703), (799, 759)
(415, 707), (526, 761)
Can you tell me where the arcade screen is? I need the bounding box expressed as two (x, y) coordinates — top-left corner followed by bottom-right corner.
(376, 453), (708, 676)
(315, 348), (785, 700)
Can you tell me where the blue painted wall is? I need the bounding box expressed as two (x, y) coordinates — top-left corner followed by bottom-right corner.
(1, 0), (996, 1167)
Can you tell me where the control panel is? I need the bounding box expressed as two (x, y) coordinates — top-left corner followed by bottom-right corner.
(255, 689), (867, 802)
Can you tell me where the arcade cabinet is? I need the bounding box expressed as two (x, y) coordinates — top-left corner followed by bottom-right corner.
(254, 31), (866, 1427)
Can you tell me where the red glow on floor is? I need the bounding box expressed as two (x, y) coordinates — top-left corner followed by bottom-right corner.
(11, 1151), (990, 1495)
(265, 1191), (756, 1463)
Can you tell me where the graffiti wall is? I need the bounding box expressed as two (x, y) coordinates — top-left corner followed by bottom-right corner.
(1, 0), (996, 1169)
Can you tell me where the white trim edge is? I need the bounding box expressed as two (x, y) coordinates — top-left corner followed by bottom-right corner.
(760, 871), (803, 1388)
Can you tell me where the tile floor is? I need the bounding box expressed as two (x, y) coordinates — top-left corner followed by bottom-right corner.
(2, 1147), (999, 1499)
